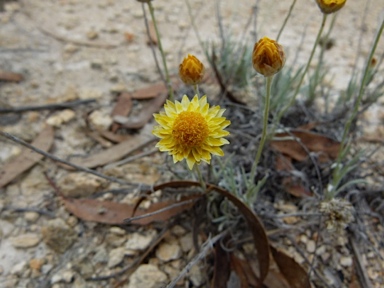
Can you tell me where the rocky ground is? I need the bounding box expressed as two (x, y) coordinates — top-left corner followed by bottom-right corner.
(0, 0), (384, 287)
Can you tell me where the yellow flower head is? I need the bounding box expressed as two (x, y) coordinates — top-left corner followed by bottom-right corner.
(179, 54), (205, 85)
(152, 95), (230, 170)
(252, 37), (285, 77)
(315, 0), (346, 14)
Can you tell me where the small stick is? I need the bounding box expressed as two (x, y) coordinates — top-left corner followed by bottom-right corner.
(0, 130), (144, 188)
(0, 99), (96, 113)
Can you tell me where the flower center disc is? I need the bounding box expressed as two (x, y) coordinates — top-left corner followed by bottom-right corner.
(172, 111), (209, 147)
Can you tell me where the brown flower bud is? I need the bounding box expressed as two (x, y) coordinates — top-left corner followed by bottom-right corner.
(179, 54), (205, 85)
(252, 37), (285, 77)
(315, 0), (346, 14)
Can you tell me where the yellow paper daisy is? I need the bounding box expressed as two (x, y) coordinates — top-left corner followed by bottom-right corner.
(152, 95), (230, 169)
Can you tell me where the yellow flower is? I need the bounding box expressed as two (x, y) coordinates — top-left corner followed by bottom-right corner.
(152, 95), (230, 169)
(179, 54), (205, 85)
(315, 0), (346, 14)
(252, 37), (285, 77)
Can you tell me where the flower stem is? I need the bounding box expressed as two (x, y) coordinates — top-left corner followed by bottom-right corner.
(250, 76), (273, 181)
(193, 84), (200, 97)
(194, 164), (206, 190)
(147, 1), (174, 101)
(276, 13), (328, 123)
(276, 0), (297, 41)
(328, 19), (384, 199)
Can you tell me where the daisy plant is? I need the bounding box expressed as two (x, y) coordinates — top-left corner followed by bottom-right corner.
(152, 95), (230, 186)
(248, 37), (285, 202)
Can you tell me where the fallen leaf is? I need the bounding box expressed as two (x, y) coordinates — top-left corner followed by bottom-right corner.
(0, 125), (54, 188)
(122, 92), (167, 129)
(96, 129), (130, 143)
(0, 70), (23, 82)
(230, 253), (259, 288)
(270, 130), (340, 163)
(212, 244), (231, 288)
(111, 92), (133, 132)
(147, 21), (158, 45)
(131, 82), (167, 100)
(62, 195), (199, 225)
(270, 245), (311, 288)
(69, 135), (155, 168)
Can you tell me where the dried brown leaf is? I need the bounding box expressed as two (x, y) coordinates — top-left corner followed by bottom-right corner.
(62, 195), (199, 225)
(147, 21), (158, 45)
(230, 253), (259, 288)
(270, 130), (340, 162)
(122, 92), (167, 129)
(69, 135), (155, 168)
(0, 70), (23, 82)
(0, 125), (54, 188)
(111, 92), (133, 132)
(131, 82), (167, 100)
(211, 244), (231, 288)
(270, 245), (311, 288)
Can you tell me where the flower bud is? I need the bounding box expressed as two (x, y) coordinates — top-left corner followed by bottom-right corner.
(179, 54), (205, 85)
(315, 0), (346, 14)
(252, 37), (285, 77)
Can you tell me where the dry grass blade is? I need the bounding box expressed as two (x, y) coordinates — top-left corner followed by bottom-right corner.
(270, 245), (311, 288)
(0, 125), (54, 188)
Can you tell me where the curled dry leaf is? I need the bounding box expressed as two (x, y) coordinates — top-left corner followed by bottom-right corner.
(0, 125), (54, 188)
(148, 181), (270, 285)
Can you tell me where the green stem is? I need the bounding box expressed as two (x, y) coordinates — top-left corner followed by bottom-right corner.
(250, 76), (273, 182)
(193, 84), (200, 97)
(147, 1), (174, 101)
(276, 14), (328, 124)
(328, 19), (384, 199)
(276, 0), (297, 42)
(194, 164), (206, 190)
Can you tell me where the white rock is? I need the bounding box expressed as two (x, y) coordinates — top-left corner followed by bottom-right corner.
(24, 212), (39, 222)
(78, 88), (103, 100)
(189, 265), (204, 286)
(51, 269), (75, 284)
(109, 227), (126, 236)
(46, 109), (75, 127)
(125, 230), (157, 251)
(88, 110), (113, 130)
(58, 172), (105, 198)
(10, 233), (41, 248)
(108, 247), (126, 268)
(340, 256), (353, 267)
(11, 260), (27, 275)
(156, 242), (182, 262)
(179, 233), (193, 253)
(306, 240), (316, 253)
(128, 264), (167, 288)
